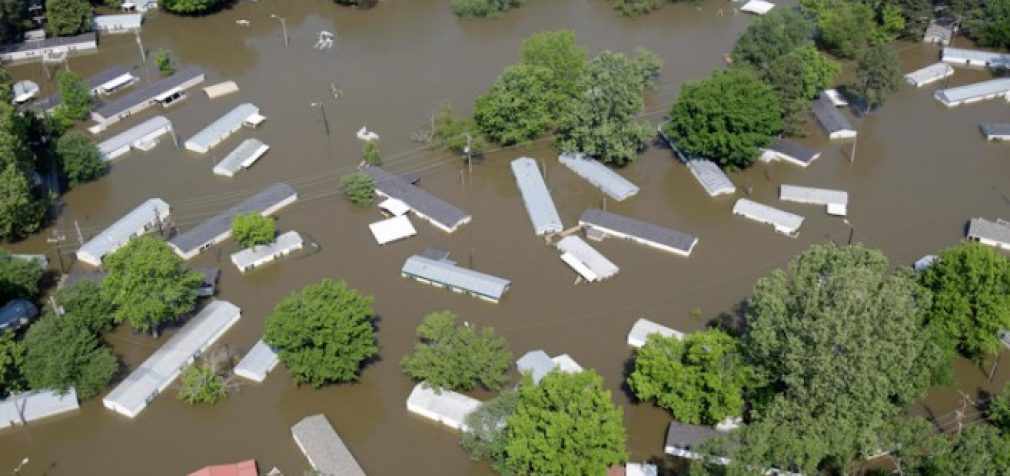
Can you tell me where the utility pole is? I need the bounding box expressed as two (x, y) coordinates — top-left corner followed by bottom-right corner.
(271, 14), (288, 47)
(849, 134), (858, 164)
(464, 133), (472, 176)
(134, 31), (146, 64)
(74, 220), (84, 246)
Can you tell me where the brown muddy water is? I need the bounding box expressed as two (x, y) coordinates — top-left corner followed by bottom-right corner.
(2, 0), (1009, 474)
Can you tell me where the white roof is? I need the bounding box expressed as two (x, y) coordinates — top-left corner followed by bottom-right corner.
(213, 138), (269, 177)
(402, 255), (511, 302)
(558, 153), (640, 201)
(934, 78), (1010, 104)
(405, 383), (482, 431)
(551, 354), (583, 373)
(378, 197), (410, 216)
(184, 103), (260, 153)
(779, 184), (848, 216)
(511, 157), (563, 236)
(230, 231), (304, 272)
(686, 160), (736, 197)
(76, 198), (170, 266)
(740, 0), (775, 14)
(102, 300), (241, 418)
(369, 214), (417, 245)
(556, 235), (619, 281)
(0, 388), (79, 429)
(233, 339), (279, 383)
(203, 81), (239, 99)
(627, 463), (659, 476)
(517, 350), (583, 384)
(94, 14), (142, 30)
(291, 414), (366, 476)
(904, 62), (954, 86)
(823, 89), (848, 107)
(12, 80), (38, 102)
(942, 47), (1010, 67)
(733, 198), (804, 235)
(97, 116), (173, 161)
(627, 318), (684, 348)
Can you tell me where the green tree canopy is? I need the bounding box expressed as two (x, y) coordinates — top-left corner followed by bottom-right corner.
(22, 314), (118, 400)
(101, 237), (202, 335)
(765, 44), (839, 135)
(55, 279), (116, 334)
(990, 384), (1010, 435)
(925, 424), (1010, 475)
(0, 0), (28, 44)
(450, 0), (525, 18)
(0, 250), (43, 302)
(731, 8), (816, 76)
(964, 0), (1010, 51)
(0, 332), (25, 397)
(519, 30), (587, 102)
(812, 0), (880, 59)
(161, 0), (227, 14)
(0, 162), (46, 242)
(431, 104), (487, 157)
(154, 49), (175, 76)
(45, 0), (92, 36)
(853, 43), (902, 112)
(177, 363), (227, 405)
(231, 213), (275, 248)
(474, 64), (555, 145)
(0, 67), (13, 105)
(264, 279), (378, 387)
(556, 50), (657, 167)
(461, 388), (518, 469)
(610, 0), (663, 16)
(340, 172), (375, 207)
(56, 130), (106, 186)
(401, 310), (512, 392)
(362, 141), (382, 166)
(501, 370), (627, 475)
(919, 242), (1010, 360)
(627, 329), (754, 425)
(664, 68), (782, 169)
(54, 71), (93, 123)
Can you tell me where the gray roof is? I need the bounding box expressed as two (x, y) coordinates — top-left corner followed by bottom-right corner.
(981, 123), (1010, 138)
(812, 95), (854, 134)
(419, 247), (450, 261)
(510, 157), (563, 235)
(764, 139), (820, 165)
(904, 62), (953, 86)
(516, 350), (555, 384)
(943, 47), (1010, 67)
(0, 32), (96, 55)
(665, 421), (721, 452)
(33, 65), (134, 112)
(558, 153), (640, 201)
(185, 103), (260, 153)
(93, 14), (143, 30)
(169, 183), (297, 257)
(935, 78), (1010, 105)
(93, 66), (204, 120)
(685, 160), (736, 197)
(733, 198), (805, 235)
(402, 255), (511, 301)
(579, 209), (698, 254)
(291, 414), (366, 476)
(967, 218), (1010, 245)
(97, 116), (172, 160)
(362, 166), (469, 232)
(556, 235), (619, 281)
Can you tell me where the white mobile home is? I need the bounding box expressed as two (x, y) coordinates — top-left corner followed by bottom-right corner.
(685, 160), (736, 197)
(981, 123), (1010, 142)
(0, 388), (79, 429)
(812, 95), (857, 139)
(229, 231), (304, 273)
(97, 116), (174, 161)
(732, 198), (804, 236)
(213, 138), (270, 177)
(0, 32), (96, 64)
(76, 198), (170, 267)
(90, 67), (205, 127)
(185, 103), (264, 154)
(401, 254), (511, 303)
(516, 350), (584, 384)
(291, 415), (366, 476)
(779, 184), (849, 216)
(555, 235), (619, 282)
(558, 153), (640, 201)
(760, 140), (821, 167)
(93, 14), (143, 34)
(579, 209), (699, 257)
(627, 318), (684, 348)
(362, 166), (471, 233)
(511, 157), (563, 236)
(406, 383), (482, 431)
(904, 63), (954, 88)
(942, 47), (1010, 69)
(934, 78), (1010, 107)
(740, 0), (775, 15)
(369, 214), (417, 245)
(966, 218), (1010, 251)
(233, 339), (279, 383)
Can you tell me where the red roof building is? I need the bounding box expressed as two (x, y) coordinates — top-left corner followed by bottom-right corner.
(187, 459), (258, 476)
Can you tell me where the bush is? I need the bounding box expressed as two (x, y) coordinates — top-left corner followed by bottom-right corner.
(450, 0), (525, 18)
(56, 131), (107, 186)
(0, 249), (44, 302)
(0, 333), (25, 398)
(22, 315), (118, 400)
(154, 49), (175, 76)
(178, 363), (227, 405)
(54, 71), (92, 122)
(231, 213), (275, 248)
(161, 0), (227, 14)
(362, 141), (382, 166)
(45, 0), (92, 36)
(611, 0), (662, 16)
(474, 64), (555, 145)
(461, 389), (518, 467)
(431, 104), (487, 157)
(55, 280), (116, 334)
(341, 172), (375, 207)
(401, 311), (512, 392)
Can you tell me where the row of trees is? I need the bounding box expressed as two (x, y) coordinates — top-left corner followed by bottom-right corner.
(450, 0), (525, 18)
(953, 0), (1010, 51)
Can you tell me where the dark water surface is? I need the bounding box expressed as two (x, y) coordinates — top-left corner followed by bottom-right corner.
(2, 0), (1008, 474)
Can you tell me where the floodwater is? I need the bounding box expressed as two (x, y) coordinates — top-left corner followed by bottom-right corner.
(2, 0), (1009, 474)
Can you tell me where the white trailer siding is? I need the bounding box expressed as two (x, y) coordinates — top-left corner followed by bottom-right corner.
(0, 389), (79, 429)
(230, 231), (303, 273)
(732, 199), (804, 236)
(406, 383), (482, 431)
(934, 78), (1010, 107)
(185, 103), (261, 153)
(779, 184), (849, 216)
(76, 198), (170, 266)
(555, 235), (619, 282)
(967, 218), (1010, 250)
(904, 63), (954, 88)
(213, 138), (269, 177)
(942, 47), (1010, 69)
(97, 116), (173, 161)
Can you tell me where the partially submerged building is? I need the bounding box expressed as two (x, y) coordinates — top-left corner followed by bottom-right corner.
(213, 138), (270, 177)
(76, 198), (170, 266)
(230, 231), (304, 273)
(760, 140), (821, 167)
(291, 414), (366, 476)
(517, 350), (583, 384)
(362, 166), (471, 233)
(185, 103), (265, 154)
(405, 383), (482, 431)
(32, 65), (138, 113)
(627, 318), (684, 348)
(102, 300), (241, 418)
(934, 78), (1010, 107)
(942, 47), (1010, 69)
(732, 198), (804, 236)
(904, 62), (954, 88)
(812, 95), (857, 140)
(966, 218), (1010, 251)
(97, 116), (174, 161)
(686, 160), (736, 197)
(204, 81), (239, 99)
(93, 14), (143, 34)
(779, 184), (848, 216)
(923, 21), (953, 46)
(369, 214), (416, 245)
(555, 235), (619, 282)
(401, 254), (511, 303)
(558, 153), (640, 201)
(0, 388), (79, 429)
(981, 123), (1010, 142)
(91, 66), (206, 126)
(169, 183), (297, 260)
(0, 32), (96, 64)
(511, 157), (563, 236)
(740, 0), (774, 15)
(665, 421), (801, 475)
(233, 339), (279, 383)
(579, 209), (699, 257)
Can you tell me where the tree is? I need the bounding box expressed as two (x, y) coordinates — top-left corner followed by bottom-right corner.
(474, 64), (555, 145)
(450, 0), (525, 18)
(22, 315), (118, 400)
(853, 44), (902, 113)
(519, 30), (587, 102)
(154, 49), (175, 76)
(0, 67), (13, 105)
(340, 172), (375, 207)
(161, 0), (226, 14)
(431, 104), (487, 157)
(0, 0), (28, 44)
(765, 44), (839, 135)
(731, 8), (816, 76)
(664, 68), (782, 169)
(0, 250), (43, 302)
(55, 280), (116, 334)
(264, 279), (378, 387)
(0, 333), (25, 398)
(501, 370), (627, 475)
(611, 0), (662, 16)
(919, 242), (1010, 361)
(964, 0), (1010, 50)
(880, 0), (932, 39)
(0, 162), (46, 242)
(925, 424), (1010, 475)
(814, 1), (879, 59)
(627, 329), (754, 425)
(56, 131), (106, 186)
(990, 384), (1010, 435)
(177, 363), (227, 405)
(101, 237), (202, 336)
(556, 51), (655, 166)
(362, 141), (381, 166)
(45, 0), (92, 36)
(744, 243), (947, 472)
(231, 213), (275, 248)
(401, 311), (512, 392)
(461, 389), (518, 469)
(54, 71), (93, 122)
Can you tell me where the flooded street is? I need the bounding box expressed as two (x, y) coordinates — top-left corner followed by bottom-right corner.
(1, 0), (1009, 474)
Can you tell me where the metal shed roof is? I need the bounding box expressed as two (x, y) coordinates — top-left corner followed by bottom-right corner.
(401, 255), (511, 301)
(362, 166), (470, 232)
(558, 153), (640, 201)
(580, 209), (698, 254)
(934, 78), (1010, 104)
(812, 95), (855, 134)
(291, 414), (366, 476)
(94, 14), (143, 30)
(981, 123), (1010, 137)
(185, 103), (260, 153)
(0, 388), (79, 429)
(76, 198), (170, 266)
(97, 116), (172, 160)
(213, 138), (269, 177)
(685, 160), (736, 197)
(511, 157), (563, 235)
(233, 339), (279, 383)
(369, 214), (416, 245)
(763, 140), (821, 165)
(556, 235), (619, 281)
(94, 66), (204, 119)
(405, 383), (482, 431)
(779, 184), (848, 215)
(102, 300), (241, 418)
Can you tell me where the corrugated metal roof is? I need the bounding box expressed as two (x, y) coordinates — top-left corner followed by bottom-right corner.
(213, 138), (269, 177)
(511, 157), (563, 235)
(185, 103), (260, 153)
(233, 339), (279, 383)
(516, 350), (556, 384)
(401, 255), (511, 301)
(812, 95), (854, 134)
(362, 166), (470, 232)
(733, 198), (804, 234)
(0, 388), (79, 429)
(580, 209), (698, 254)
(685, 160), (736, 197)
(935, 78), (1010, 104)
(93, 66), (204, 119)
(76, 198), (170, 265)
(97, 116), (172, 160)
(556, 235), (619, 281)
(230, 231), (303, 272)
(405, 383), (482, 431)
(558, 153), (640, 201)
(291, 414), (366, 476)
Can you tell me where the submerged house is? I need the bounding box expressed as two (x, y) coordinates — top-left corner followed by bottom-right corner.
(213, 138), (270, 177)
(97, 115), (174, 161)
(779, 184), (849, 216)
(555, 235), (619, 282)
(169, 183), (297, 260)
(579, 209), (698, 257)
(627, 318), (684, 348)
(369, 214), (416, 245)
(233, 339), (279, 383)
(558, 153), (640, 201)
(516, 350), (583, 384)
(0, 388), (79, 429)
(291, 414), (366, 476)
(0, 32), (96, 63)
(90, 66), (205, 126)
(934, 78), (1010, 107)
(980, 123), (1010, 142)
(732, 198), (804, 236)
(923, 21), (953, 46)
(966, 218), (1010, 251)
(942, 47), (1010, 69)
(760, 140), (821, 167)
(93, 14), (143, 34)
(812, 95), (857, 140)
(362, 166), (471, 233)
(511, 157), (563, 236)
(75, 198), (170, 266)
(401, 254), (511, 303)
(185, 103), (265, 154)
(32, 65), (138, 113)
(685, 160), (736, 197)
(0, 299), (38, 332)
(230, 231), (304, 273)
(406, 382), (482, 431)
(904, 62), (954, 88)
